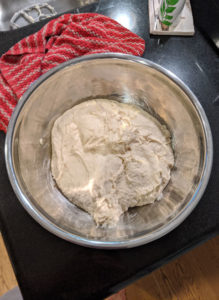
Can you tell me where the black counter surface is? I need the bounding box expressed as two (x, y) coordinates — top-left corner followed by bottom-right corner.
(0, 1), (218, 299)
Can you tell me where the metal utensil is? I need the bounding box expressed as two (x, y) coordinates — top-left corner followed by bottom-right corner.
(0, 0), (98, 31)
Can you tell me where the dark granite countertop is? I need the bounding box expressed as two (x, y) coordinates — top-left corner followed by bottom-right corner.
(0, 1), (218, 299)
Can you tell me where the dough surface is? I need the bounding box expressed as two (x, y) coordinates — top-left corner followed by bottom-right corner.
(51, 99), (174, 226)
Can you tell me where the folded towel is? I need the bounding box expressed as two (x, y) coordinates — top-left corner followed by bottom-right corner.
(0, 13), (145, 132)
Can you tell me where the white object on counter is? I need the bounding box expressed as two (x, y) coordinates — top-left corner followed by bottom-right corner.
(148, 0), (195, 35)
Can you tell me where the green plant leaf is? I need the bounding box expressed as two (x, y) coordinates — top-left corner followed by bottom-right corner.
(165, 15), (173, 20)
(167, 0), (179, 5)
(160, 1), (166, 15)
(162, 20), (172, 26)
(166, 6), (176, 13)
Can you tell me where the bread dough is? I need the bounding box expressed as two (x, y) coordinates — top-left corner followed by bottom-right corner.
(51, 99), (174, 226)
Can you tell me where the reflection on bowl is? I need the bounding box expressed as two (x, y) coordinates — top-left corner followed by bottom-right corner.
(5, 54), (213, 249)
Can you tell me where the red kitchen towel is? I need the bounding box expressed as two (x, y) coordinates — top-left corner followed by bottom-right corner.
(0, 13), (145, 132)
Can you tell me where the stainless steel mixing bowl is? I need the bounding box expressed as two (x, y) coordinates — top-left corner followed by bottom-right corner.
(5, 53), (213, 249)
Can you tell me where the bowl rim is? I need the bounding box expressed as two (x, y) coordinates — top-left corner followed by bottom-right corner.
(5, 53), (213, 249)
